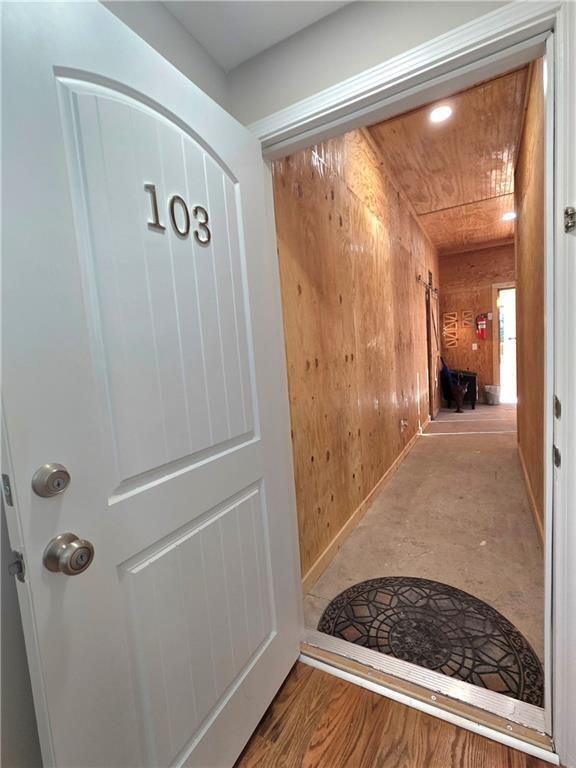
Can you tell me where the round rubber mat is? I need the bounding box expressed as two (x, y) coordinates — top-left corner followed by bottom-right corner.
(318, 576), (543, 705)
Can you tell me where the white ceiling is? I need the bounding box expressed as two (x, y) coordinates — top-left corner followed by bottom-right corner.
(163, 1), (350, 71)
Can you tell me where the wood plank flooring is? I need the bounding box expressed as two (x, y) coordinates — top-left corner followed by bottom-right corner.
(235, 663), (550, 768)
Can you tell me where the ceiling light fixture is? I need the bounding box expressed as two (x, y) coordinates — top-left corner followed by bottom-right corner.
(502, 211), (517, 221)
(429, 105), (452, 123)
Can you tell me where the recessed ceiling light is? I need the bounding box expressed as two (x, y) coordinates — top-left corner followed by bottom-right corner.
(502, 211), (517, 221)
(430, 105), (452, 123)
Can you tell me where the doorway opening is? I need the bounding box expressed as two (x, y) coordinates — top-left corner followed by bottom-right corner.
(498, 287), (518, 404)
(272, 58), (547, 727)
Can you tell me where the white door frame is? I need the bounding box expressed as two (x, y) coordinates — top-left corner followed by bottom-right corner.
(249, 2), (575, 765)
(491, 281), (516, 392)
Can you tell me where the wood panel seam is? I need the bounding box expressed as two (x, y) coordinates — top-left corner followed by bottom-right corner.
(439, 238), (514, 257)
(359, 127), (439, 254)
(515, 61), (536, 173)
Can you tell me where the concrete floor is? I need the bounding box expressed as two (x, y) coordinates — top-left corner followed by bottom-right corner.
(304, 404), (545, 661)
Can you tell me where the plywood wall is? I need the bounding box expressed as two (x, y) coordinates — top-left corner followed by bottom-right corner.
(515, 60), (545, 536)
(439, 244), (515, 397)
(272, 130), (439, 582)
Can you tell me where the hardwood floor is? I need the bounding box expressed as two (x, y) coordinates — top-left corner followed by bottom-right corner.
(235, 663), (550, 768)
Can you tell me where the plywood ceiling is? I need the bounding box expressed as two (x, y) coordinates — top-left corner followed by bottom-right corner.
(368, 67), (529, 254)
(420, 194), (516, 254)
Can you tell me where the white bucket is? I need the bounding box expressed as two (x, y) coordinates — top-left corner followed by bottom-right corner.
(484, 385), (501, 406)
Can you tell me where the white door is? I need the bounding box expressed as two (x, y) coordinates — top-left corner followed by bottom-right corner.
(2, 4), (301, 767)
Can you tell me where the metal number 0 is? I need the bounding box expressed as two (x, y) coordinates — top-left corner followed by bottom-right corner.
(169, 195), (191, 238)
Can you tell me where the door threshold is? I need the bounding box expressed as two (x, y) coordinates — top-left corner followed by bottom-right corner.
(301, 633), (555, 761)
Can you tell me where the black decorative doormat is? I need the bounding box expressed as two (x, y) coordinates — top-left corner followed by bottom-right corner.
(318, 577), (543, 705)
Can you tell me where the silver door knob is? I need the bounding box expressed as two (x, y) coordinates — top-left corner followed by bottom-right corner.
(43, 533), (94, 575)
(32, 463), (71, 497)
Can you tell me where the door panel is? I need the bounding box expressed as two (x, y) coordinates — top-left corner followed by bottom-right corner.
(120, 487), (273, 767)
(60, 78), (255, 483)
(2, 5), (300, 767)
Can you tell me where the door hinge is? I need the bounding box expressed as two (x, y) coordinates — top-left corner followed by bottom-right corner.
(565, 206), (576, 233)
(8, 551), (25, 583)
(554, 395), (562, 419)
(2, 473), (14, 506)
(553, 445), (561, 468)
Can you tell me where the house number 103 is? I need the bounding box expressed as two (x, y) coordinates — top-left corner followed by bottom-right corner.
(144, 183), (211, 245)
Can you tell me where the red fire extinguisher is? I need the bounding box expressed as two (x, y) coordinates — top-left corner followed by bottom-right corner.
(476, 313), (488, 340)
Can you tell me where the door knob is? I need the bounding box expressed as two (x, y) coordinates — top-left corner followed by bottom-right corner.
(43, 533), (94, 575)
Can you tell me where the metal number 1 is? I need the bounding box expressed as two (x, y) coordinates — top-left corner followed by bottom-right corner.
(144, 183), (166, 232)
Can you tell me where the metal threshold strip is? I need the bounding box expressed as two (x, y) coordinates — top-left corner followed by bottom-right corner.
(422, 430), (517, 435)
(302, 629), (554, 759)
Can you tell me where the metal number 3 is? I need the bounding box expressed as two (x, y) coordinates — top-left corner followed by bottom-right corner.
(145, 184), (211, 245)
(193, 205), (210, 245)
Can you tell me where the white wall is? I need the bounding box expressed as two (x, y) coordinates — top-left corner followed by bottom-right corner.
(103, 1), (229, 109)
(227, 1), (508, 125)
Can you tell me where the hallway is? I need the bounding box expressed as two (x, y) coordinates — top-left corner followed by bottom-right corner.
(305, 405), (544, 662)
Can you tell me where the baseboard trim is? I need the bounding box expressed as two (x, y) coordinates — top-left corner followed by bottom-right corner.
(301, 423), (427, 593)
(518, 442), (544, 542)
(299, 647), (557, 764)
